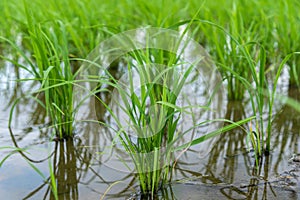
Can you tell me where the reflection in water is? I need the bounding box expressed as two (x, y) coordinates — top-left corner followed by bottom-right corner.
(1, 60), (137, 199)
(18, 136), (106, 200)
(272, 87), (300, 170)
(52, 139), (78, 199)
(1, 51), (300, 199)
(1, 54), (48, 138)
(94, 59), (124, 123)
(12, 137), (80, 200)
(168, 97), (300, 199)
(205, 101), (250, 182)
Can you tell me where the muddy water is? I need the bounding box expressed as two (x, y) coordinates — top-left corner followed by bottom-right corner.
(0, 61), (300, 200)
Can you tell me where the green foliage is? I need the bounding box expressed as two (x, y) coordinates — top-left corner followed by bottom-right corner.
(1, 0), (300, 197)
(2, 0), (300, 84)
(25, 13), (74, 138)
(3, 6), (75, 138)
(95, 38), (254, 195)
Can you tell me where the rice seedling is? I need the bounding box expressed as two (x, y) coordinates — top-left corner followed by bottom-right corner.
(160, 0), (300, 161)
(247, 51), (300, 160)
(273, 0), (300, 87)
(187, 0), (300, 98)
(191, 1), (267, 101)
(1, 0), (202, 59)
(26, 19), (74, 138)
(3, 5), (76, 139)
(205, 19), (300, 161)
(80, 27), (255, 197)
(213, 36), (270, 160)
(2, 0), (300, 198)
(39, 0), (112, 57)
(168, 18), (274, 161)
